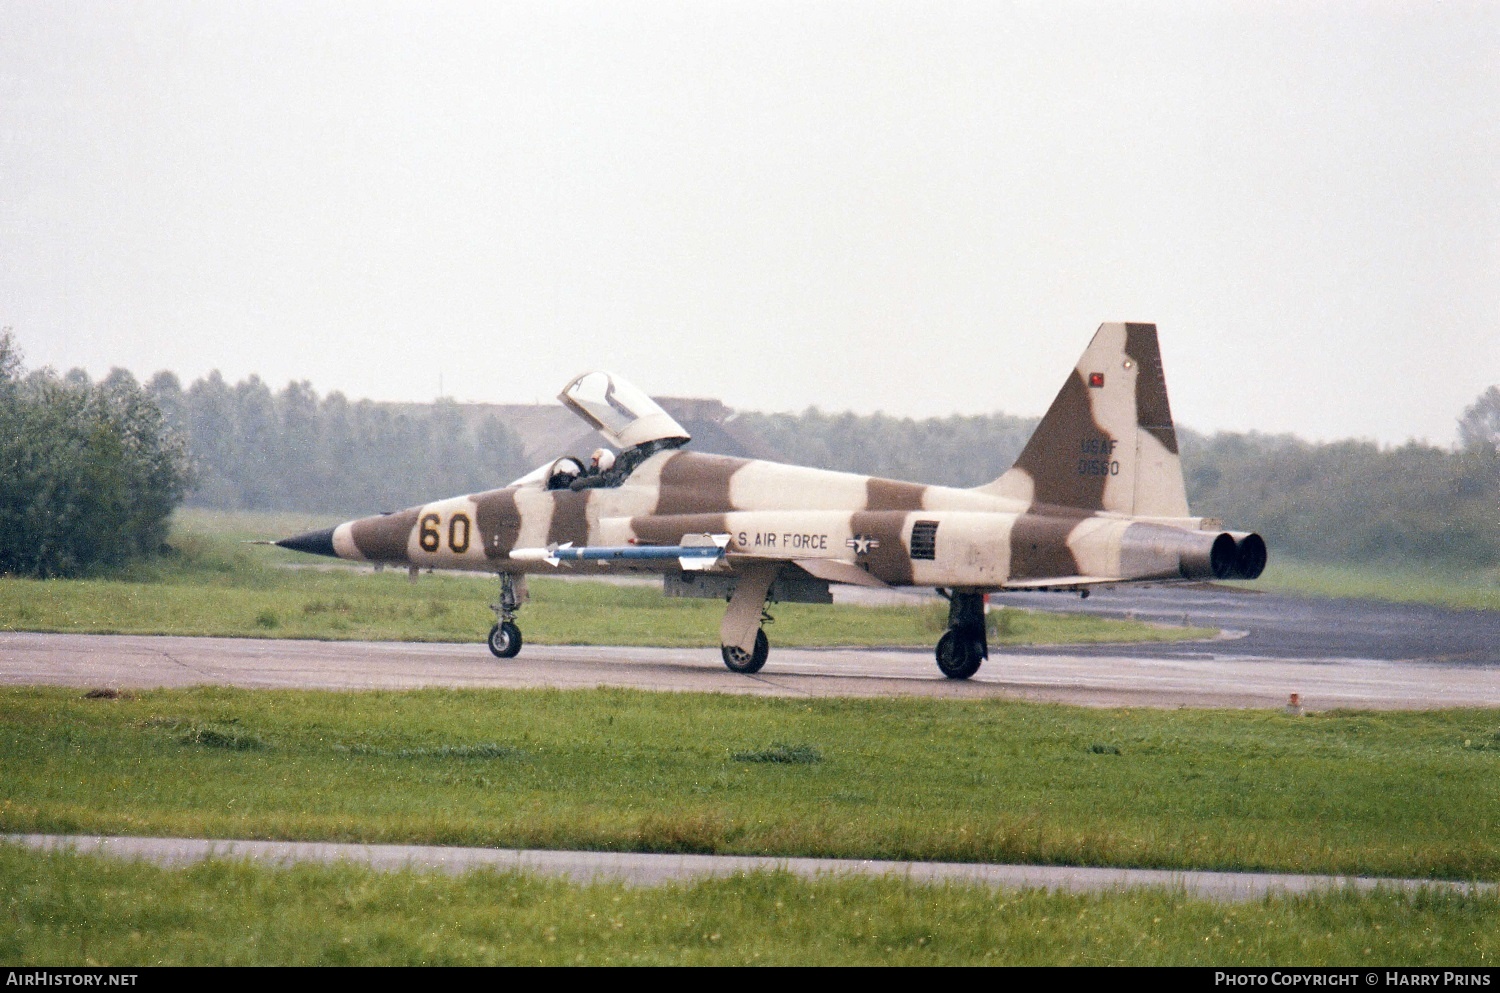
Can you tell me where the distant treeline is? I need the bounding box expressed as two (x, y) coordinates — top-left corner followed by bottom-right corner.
(1180, 431), (1498, 568)
(144, 372), (528, 515)
(120, 365), (1498, 571)
(0, 332), (190, 577)
(739, 407), (1499, 569)
(732, 409), (1039, 489)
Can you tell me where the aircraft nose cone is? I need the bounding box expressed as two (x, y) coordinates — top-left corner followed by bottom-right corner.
(275, 526), (339, 558)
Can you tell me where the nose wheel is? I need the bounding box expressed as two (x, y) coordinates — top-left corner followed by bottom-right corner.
(486, 573), (527, 660)
(488, 621), (522, 658)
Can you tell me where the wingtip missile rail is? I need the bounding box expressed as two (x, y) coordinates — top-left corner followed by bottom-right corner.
(509, 534), (731, 571)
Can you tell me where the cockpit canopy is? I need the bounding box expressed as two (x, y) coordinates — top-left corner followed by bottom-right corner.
(557, 371), (690, 450)
(507, 372), (692, 489)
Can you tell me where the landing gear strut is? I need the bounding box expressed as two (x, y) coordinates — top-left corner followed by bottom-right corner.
(719, 563), (778, 674)
(935, 590), (987, 680)
(487, 573), (526, 659)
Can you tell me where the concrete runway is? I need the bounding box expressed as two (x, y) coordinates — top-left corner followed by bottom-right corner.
(2, 585), (1497, 710)
(6, 591), (1496, 903)
(11, 834), (1493, 903)
(4, 620), (1500, 710)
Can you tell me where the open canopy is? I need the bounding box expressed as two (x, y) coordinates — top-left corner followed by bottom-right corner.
(557, 371), (691, 451)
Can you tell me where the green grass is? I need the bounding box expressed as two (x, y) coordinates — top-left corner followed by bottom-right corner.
(4, 686), (1499, 881)
(1233, 557), (1500, 612)
(0, 508), (1213, 647)
(4, 845), (1497, 966)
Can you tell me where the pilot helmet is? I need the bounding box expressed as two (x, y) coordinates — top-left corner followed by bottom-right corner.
(591, 448), (616, 472)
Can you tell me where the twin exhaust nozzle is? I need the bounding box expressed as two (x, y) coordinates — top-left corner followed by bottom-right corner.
(1178, 531), (1267, 581)
(1206, 531), (1268, 581)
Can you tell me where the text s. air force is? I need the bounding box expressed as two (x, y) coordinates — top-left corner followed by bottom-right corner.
(277, 323), (1266, 678)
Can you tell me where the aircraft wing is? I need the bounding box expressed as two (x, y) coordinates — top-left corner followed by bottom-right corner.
(509, 534), (892, 589)
(1001, 576), (1120, 590)
(790, 557), (889, 588)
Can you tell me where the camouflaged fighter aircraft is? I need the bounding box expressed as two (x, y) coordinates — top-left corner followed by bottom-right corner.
(276, 323), (1266, 679)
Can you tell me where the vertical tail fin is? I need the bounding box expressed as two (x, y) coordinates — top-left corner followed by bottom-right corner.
(980, 323), (1191, 518)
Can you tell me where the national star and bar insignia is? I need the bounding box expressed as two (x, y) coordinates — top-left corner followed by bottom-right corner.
(846, 535), (881, 555)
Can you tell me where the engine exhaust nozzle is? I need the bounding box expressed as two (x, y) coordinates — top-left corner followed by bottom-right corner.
(1229, 532), (1267, 580)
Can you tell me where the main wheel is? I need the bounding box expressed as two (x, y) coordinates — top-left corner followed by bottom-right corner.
(487, 621), (523, 659)
(935, 630), (983, 680)
(721, 629), (769, 674)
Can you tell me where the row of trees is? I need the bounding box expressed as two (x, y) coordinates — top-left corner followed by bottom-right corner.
(0, 331), (191, 577)
(1180, 430), (1497, 567)
(73, 368), (1500, 569)
(733, 409), (1038, 488)
(4, 319), (1493, 574)
(143, 372), (529, 515)
(739, 398), (1499, 569)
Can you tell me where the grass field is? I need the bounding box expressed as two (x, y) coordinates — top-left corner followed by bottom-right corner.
(5, 844), (1497, 966)
(1230, 558), (1500, 612)
(4, 511), (1496, 966)
(5, 686), (1499, 881)
(0, 509), (1214, 647)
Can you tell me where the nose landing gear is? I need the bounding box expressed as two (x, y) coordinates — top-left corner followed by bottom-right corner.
(487, 572), (527, 659)
(488, 620), (522, 658)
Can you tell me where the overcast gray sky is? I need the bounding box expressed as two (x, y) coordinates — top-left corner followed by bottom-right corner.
(2, 1), (1496, 445)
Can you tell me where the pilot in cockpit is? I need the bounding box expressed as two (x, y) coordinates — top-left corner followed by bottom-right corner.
(545, 457), (584, 491)
(568, 448), (617, 491)
(519, 372), (691, 494)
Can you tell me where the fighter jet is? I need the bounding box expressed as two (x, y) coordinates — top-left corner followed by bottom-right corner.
(276, 323), (1266, 679)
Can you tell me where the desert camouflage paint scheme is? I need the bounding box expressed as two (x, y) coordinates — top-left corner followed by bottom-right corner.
(278, 324), (1266, 678)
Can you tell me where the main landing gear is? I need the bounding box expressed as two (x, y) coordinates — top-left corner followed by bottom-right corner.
(935, 589), (987, 680)
(721, 628), (770, 674)
(487, 573), (526, 659)
(719, 563), (778, 675)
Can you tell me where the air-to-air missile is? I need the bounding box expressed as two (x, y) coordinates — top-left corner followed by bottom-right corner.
(277, 323), (1266, 678)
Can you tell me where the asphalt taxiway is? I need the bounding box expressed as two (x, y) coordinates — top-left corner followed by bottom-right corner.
(994, 584), (1500, 664)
